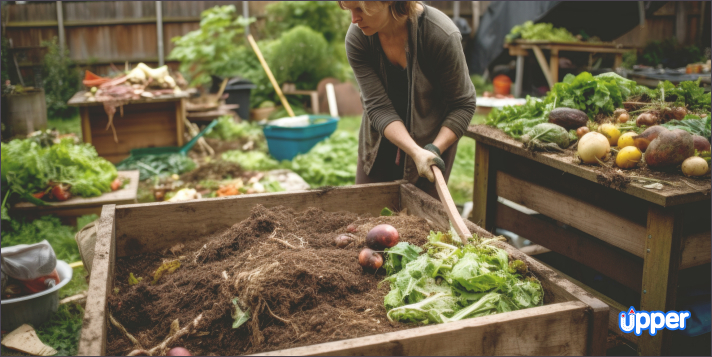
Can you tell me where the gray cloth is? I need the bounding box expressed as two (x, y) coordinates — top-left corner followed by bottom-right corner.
(346, 5), (476, 184)
(1, 240), (57, 280)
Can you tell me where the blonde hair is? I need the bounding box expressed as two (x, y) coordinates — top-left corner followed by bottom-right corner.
(338, 1), (421, 20)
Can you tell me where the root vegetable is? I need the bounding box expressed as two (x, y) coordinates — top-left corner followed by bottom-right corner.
(52, 184), (71, 201)
(346, 224), (358, 233)
(633, 126), (666, 152)
(669, 107), (687, 120)
(167, 347), (192, 356)
(598, 124), (621, 146)
(681, 157), (709, 177)
(576, 126), (590, 139)
(692, 135), (711, 153)
(334, 234), (355, 248)
(618, 113), (630, 123)
(111, 178), (122, 191)
(618, 132), (637, 148)
(645, 129), (695, 170)
(548, 108), (589, 130)
(578, 132), (611, 164)
(615, 146), (642, 169)
(366, 224), (399, 249)
(358, 248), (383, 270)
(636, 113), (658, 127)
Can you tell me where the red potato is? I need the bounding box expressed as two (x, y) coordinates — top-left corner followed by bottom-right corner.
(636, 113), (658, 127)
(692, 135), (711, 153)
(167, 347), (192, 356)
(576, 126), (590, 139)
(346, 224), (358, 233)
(645, 129), (695, 170)
(334, 234), (355, 248)
(633, 126), (666, 152)
(358, 248), (383, 271)
(365, 224), (399, 249)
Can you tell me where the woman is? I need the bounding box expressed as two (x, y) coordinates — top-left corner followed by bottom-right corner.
(340, 1), (476, 198)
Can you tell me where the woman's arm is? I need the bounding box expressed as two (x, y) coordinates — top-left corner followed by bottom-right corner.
(345, 25), (403, 136)
(433, 33), (477, 146)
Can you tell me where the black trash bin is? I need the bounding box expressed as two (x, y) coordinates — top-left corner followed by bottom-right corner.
(211, 76), (256, 120)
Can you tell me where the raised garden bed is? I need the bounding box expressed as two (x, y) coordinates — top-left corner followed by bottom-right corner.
(79, 182), (608, 356)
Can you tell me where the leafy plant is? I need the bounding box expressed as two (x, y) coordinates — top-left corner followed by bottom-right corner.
(41, 37), (80, 119)
(470, 74), (493, 95)
(168, 5), (255, 87)
(544, 72), (639, 119)
(263, 1), (350, 43)
(221, 150), (280, 171)
(506, 21), (578, 43)
(205, 115), (265, 143)
(36, 303), (85, 356)
(485, 96), (552, 138)
(115, 153), (196, 181)
(640, 38), (705, 68)
(661, 117), (712, 138)
(0, 214), (96, 262)
(286, 131), (358, 187)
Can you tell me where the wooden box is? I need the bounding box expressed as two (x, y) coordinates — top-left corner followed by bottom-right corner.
(79, 182), (608, 356)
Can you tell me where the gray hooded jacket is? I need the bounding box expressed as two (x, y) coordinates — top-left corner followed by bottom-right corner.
(346, 5), (476, 183)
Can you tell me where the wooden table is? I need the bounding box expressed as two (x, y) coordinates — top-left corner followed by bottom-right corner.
(12, 170), (140, 225)
(505, 40), (634, 96)
(67, 91), (189, 163)
(466, 124), (711, 356)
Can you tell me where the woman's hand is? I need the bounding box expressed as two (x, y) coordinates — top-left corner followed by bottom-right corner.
(413, 147), (445, 182)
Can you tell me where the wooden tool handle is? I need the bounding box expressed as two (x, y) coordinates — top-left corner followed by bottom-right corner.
(432, 165), (472, 244)
(247, 34), (295, 117)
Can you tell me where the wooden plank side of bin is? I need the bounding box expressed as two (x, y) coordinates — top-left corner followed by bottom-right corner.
(256, 302), (590, 356)
(78, 205), (116, 357)
(113, 182), (403, 257)
(400, 183), (609, 356)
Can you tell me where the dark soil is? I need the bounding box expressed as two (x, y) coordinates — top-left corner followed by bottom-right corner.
(106, 205), (433, 356)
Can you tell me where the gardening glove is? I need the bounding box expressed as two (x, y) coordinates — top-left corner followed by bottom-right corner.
(413, 144), (446, 183)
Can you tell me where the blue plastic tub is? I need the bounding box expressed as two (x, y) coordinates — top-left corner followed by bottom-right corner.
(263, 115), (339, 161)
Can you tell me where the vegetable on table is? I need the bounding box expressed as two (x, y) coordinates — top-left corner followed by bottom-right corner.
(644, 129), (695, 170)
(578, 132), (610, 164)
(692, 135), (711, 154)
(636, 113), (659, 127)
(521, 123), (570, 152)
(576, 126), (590, 139)
(681, 157), (709, 177)
(617, 132), (637, 148)
(633, 126), (666, 152)
(616, 147), (642, 169)
(548, 107), (588, 130)
(598, 124), (621, 146)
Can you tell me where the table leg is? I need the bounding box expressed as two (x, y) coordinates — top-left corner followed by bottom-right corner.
(80, 107), (92, 144)
(310, 92), (319, 115)
(176, 99), (185, 146)
(614, 53), (623, 70)
(472, 142), (497, 232)
(515, 55), (524, 98)
(638, 206), (683, 356)
(549, 48), (559, 84)
(531, 45), (554, 89)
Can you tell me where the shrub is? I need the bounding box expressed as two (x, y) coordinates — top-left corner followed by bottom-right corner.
(263, 1), (350, 43)
(41, 38), (80, 119)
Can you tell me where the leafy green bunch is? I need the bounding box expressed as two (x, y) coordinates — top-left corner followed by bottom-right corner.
(1, 138), (117, 204)
(287, 130), (358, 187)
(115, 153), (196, 181)
(221, 150), (280, 171)
(168, 5), (255, 87)
(382, 232), (544, 324)
(484, 96), (552, 138)
(646, 80), (712, 112)
(505, 21), (578, 43)
(205, 116), (266, 144)
(544, 72), (640, 119)
(263, 1), (350, 43)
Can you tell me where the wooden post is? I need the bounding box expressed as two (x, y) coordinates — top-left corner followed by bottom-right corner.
(247, 34), (295, 117)
(638, 206), (684, 356)
(514, 55), (524, 98)
(549, 47), (559, 84)
(471, 1), (480, 37)
(675, 1), (686, 45)
(156, 1), (164, 67)
(56, 1), (65, 53)
(613, 54), (623, 70)
(80, 107), (92, 144)
(472, 141), (496, 231)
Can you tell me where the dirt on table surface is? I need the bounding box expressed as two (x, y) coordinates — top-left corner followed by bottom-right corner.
(106, 205), (434, 356)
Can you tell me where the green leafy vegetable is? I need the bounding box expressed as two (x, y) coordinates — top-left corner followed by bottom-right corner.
(231, 298), (251, 329)
(380, 207), (393, 216)
(205, 116), (266, 148)
(0, 215), (95, 262)
(506, 21), (578, 43)
(383, 231), (544, 325)
(661, 117), (711, 138)
(116, 153), (196, 181)
(286, 131), (358, 187)
(222, 150), (280, 171)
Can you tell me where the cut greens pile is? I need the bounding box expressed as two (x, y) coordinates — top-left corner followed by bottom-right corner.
(116, 153), (197, 181)
(287, 131), (358, 187)
(1, 138), (118, 216)
(505, 21), (578, 43)
(382, 231), (543, 324)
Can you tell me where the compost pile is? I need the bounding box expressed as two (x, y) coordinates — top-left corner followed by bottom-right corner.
(107, 205), (435, 355)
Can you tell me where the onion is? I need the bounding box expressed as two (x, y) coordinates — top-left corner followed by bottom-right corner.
(578, 132), (610, 164)
(346, 224), (358, 233)
(576, 126), (590, 139)
(692, 135), (711, 153)
(358, 248), (383, 270)
(636, 113), (658, 127)
(365, 224), (399, 249)
(615, 147), (642, 169)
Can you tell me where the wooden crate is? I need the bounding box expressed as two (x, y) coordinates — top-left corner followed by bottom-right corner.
(67, 91), (188, 164)
(78, 182), (608, 356)
(12, 170), (140, 226)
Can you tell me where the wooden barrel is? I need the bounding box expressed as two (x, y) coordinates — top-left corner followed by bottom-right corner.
(1, 88), (47, 138)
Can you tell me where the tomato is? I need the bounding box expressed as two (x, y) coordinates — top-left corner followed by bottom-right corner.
(111, 178), (122, 191)
(52, 184), (71, 201)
